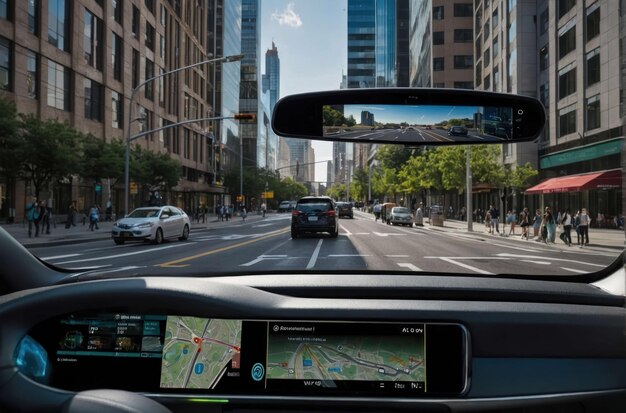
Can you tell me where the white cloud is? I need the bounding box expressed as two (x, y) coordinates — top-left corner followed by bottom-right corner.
(272, 3), (302, 28)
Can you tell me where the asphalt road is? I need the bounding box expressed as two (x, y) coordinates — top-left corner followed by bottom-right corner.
(30, 211), (619, 279)
(329, 128), (507, 143)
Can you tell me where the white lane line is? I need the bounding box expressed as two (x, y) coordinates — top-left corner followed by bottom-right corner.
(520, 260), (551, 265)
(40, 253), (81, 260)
(496, 253), (606, 267)
(240, 255), (289, 267)
(386, 254), (410, 258)
(560, 267), (588, 274)
(254, 223), (273, 227)
(306, 239), (324, 269)
(328, 254), (370, 257)
(397, 263), (422, 272)
(55, 244), (188, 264)
(468, 134), (485, 141)
(373, 232), (407, 237)
(339, 224), (352, 235)
(439, 257), (494, 275)
(488, 242), (548, 253)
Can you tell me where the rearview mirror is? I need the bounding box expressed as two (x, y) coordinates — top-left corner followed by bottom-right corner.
(272, 88), (545, 145)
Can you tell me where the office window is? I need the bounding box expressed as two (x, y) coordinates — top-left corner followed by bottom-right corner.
(145, 59), (154, 100)
(475, 63), (482, 86)
(493, 35), (499, 59)
(0, 37), (10, 91)
(48, 0), (70, 51)
(112, 91), (122, 129)
(508, 0), (517, 10)
(454, 81), (473, 89)
(484, 74), (490, 90)
(47, 60), (70, 111)
(454, 3), (472, 17)
(433, 31), (444, 45)
(433, 57), (444, 71)
(159, 35), (165, 58)
(433, 6), (444, 20)
(558, 0), (576, 19)
(492, 8), (498, 28)
(586, 6), (600, 42)
(28, 0), (38, 34)
(484, 47), (490, 66)
(145, 0), (154, 14)
(483, 18), (490, 35)
(454, 55), (473, 69)
(540, 9), (549, 35)
(585, 95), (600, 131)
(454, 29), (472, 43)
(145, 23), (155, 51)
(558, 25), (576, 59)
(132, 48), (139, 87)
(558, 65), (576, 99)
(83, 9), (103, 70)
(493, 65), (500, 91)
(132, 5), (139, 37)
(586, 48), (600, 86)
(112, 0), (122, 23)
(539, 45), (548, 71)
(26, 50), (37, 99)
(184, 129), (190, 159)
(160, 3), (166, 26)
(84, 78), (102, 121)
(144, 110), (153, 137)
(539, 81), (549, 108)
(558, 104), (576, 137)
(0, 0), (9, 20)
(475, 35), (481, 56)
(158, 66), (165, 107)
(112, 33), (122, 81)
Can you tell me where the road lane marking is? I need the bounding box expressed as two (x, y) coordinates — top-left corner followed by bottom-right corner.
(489, 242), (548, 253)
(339, 224), (352, 235)
(240, 254), (289, 267)
(438, 257), (494, 275)
(41, 253), (81, 260)
(373, 232), (407, 237)
(496, 253), (605, 267)
(158, 228), (290, 268)
(328, 254), (370, 257)
(254, 223), (274, 227)
(306, 239), (323, 269)
(560, 267), (588, 274)
(397, 263), (422, 272)
(55, 244), (189, 265)
(386, 255), (409, 258)
(520, 260), (551, 265)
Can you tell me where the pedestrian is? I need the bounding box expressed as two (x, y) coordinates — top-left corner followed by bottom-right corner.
(25, 196), (39, 238)
(559, 208), (572, 246)
(509, 209), (517, 235)
(543, 206), (556, 243)
(228, 205), (234, 221)
(41, 200), (51, 235)
(485, 210), (492, 233)
(241, 206), (247, 222)
(532, 209), (542, 240)
(88, 204), (100, 231)
(261, 202), (267, 218)
(519, 207), (530, 240)
(219, 205), (225, 222)
(578, 208), (590, 247)
(105, 198), (113, 221)
(489, 205), (500, 234)
(373, 203), (381, 221)
(65, 203), (76, 228)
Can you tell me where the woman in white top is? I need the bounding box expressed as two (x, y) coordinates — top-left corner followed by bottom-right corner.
(578, 208), (590, 247)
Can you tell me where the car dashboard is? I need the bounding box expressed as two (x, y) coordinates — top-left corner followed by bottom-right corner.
(1, 270), (626, 412)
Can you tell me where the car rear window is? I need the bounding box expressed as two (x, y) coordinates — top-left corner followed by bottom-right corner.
(393, 207), (409, 213)
(297, 200), (332, 213)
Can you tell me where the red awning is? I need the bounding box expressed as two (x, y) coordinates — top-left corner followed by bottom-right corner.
(525, 169), (622, 195)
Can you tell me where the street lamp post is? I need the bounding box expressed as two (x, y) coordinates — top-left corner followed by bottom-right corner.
(123, 54), (243, 216)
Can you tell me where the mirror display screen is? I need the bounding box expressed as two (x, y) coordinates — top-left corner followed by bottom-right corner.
(31, 313), (467, 397)
(323, 104), (515, 142)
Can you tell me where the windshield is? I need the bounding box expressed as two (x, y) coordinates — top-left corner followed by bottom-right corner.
(1, 0), (622, 279)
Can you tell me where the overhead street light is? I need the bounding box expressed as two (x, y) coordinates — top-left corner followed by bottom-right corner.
(123, 54), (244, 216)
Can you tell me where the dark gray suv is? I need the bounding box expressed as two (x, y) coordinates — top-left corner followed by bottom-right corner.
(291, 196), (339, 238)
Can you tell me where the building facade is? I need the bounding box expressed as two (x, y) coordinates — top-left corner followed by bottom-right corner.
(0, 0), (228, 220)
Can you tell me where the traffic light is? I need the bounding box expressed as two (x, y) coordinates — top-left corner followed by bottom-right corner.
(234, 113), (256, 121)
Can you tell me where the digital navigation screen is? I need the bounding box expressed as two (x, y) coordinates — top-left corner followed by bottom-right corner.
(33, 314), (466, 396)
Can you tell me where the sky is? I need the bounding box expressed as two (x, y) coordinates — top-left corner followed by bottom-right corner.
(344, 105), (479, 125)
(260, 1), (347, 182)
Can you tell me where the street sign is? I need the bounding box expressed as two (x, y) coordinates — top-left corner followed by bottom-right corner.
(236, 195), (244, 202)
(95, 184), (102, 192)
(262, 191), (274, 199)
(130, 182), (138, 195)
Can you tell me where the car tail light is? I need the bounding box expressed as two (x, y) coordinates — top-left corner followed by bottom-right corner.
(292, 210), (301, 217)
(326, 210), (336, 217)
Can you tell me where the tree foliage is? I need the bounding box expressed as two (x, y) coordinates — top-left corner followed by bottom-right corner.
(326, 183), (346, 200)
(0, 97), (20, 179)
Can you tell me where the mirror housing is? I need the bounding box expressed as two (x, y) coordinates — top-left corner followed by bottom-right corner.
(272, 88), (546, 145)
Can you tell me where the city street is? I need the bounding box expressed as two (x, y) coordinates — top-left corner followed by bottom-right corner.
(28, 211), (620, 278)
(329, 127), (508, 143)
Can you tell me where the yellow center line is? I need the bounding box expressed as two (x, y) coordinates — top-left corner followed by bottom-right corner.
(158, 227), (290, 267)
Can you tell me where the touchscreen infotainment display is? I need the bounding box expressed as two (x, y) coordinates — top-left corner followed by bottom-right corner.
(35, 313), (467, 396)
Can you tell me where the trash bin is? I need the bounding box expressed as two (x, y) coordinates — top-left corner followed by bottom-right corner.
(430, 205), (445, 227)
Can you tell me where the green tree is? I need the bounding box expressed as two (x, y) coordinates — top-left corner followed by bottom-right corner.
(0, 97), (20, 180)
(345, 115), (356, 127)
(351, 167), (370, 201)
(376, 145), (413, 170)
(327, 183), (347, 200)
(80, 136), (126, 187)
(18, 115), (83, 198)
(274, 177), (308, 203)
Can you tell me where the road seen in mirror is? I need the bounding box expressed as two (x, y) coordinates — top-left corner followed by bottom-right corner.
(328, 127), (508, 143)
(31, 211), (618, 277)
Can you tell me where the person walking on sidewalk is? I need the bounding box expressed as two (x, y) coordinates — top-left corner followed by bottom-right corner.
(241, 206), (247, 222)
(40, 200), (51, 235)
(578, 208), (590, 247)
(65, 203), (77, 228)
(261, 202), (267, 218)
(25, 197), (39, 238)
(543, 206), (556, 244)
(88, 204), (100, 231)
(519, 207), (530, 240)
(559, 209), (572, 246)
(489, 205), (500, 234)
(508, 209), (517, 235)
(532, 209), (542, 240)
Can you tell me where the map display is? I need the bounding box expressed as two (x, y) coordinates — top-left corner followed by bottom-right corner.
(267, 331), (425, 383)
(160, 317), (242, 389)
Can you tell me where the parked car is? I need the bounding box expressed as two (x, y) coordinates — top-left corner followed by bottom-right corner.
(380, 202), (397, 224)
(389, 206), (413, 226)
(448, 126), (468, 136)
(336, 202), (354, 219)
(291, 196), (338, 238)
(111, 206), (190, 245)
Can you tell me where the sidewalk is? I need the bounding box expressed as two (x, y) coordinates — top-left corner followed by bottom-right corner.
(0, 212), (270, 248)
(425, 218), (625, 252)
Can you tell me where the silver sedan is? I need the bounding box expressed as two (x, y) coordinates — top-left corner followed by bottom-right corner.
(112, 206), (190, 245)
(389, 207), (413, 226)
